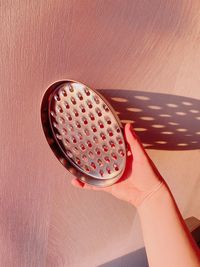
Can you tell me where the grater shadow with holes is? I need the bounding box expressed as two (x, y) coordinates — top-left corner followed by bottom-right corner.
(41, 80), (127, 187)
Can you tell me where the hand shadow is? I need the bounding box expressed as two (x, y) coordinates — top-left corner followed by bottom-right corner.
(98, 89), (200, 150)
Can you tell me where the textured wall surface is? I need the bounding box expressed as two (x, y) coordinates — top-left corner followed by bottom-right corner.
(0, 1), (200, 266)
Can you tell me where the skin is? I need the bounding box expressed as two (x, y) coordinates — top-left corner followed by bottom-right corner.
(71, 123), (200, 267)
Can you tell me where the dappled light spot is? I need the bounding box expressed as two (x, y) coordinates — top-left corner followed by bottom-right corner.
(185, 134), (192, 136)
(196, 117), (200, 120)
(176, 128), (187, 132)
(196, 132), (200, 135)
(140, 116), (154, 121)
(115, 111), (120, 115)
(111, 97), (128, 102)
(176, 112), (186, 116)
(120, 119), (134, 124)
(143, 143), (153, 147)
(134, 96), (150, 101)
(127, 151), (132, 156)
(182, 101), (192, 106)
(152, 124), (165, 128)
(134, 128), (147, 132)
(177, 143), (188, 146)
(148, 105), (162, 110)
(191, 141), (198, 144)
(159, 114), (171, 117)
(189, 109), (199, 113)
(166, 103), (178, 108)
(126, 107), (142, 112)
(168, 122), (179, 126)
(161, 131), (174, 135)
(155, 141), (167, 144)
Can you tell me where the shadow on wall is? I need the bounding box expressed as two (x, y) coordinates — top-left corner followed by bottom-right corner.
(98, 247), (148, 267)
(98, 89), (200, 151)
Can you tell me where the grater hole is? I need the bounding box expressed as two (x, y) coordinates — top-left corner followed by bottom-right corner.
(54, 95), (60, 101)
(118, 149), (125, 157)
(89, 151), (94, 159)
(84, 165), (90, 172)
(67, 113), (72, 121)
(82, 154), (88, 162)
(87, 140), (92, 148)
(96, 108), (102, 117)
(97, 159), (103, 167)
(109, 141), (115, 148)
(73, 109), (79, 117)
(71, 96), (76, 105)
(98, 120), (104, 128)
(82, 117), (88, 125)
(95, 148), (101, 155)
(117, 137), (123, 145)
(62, 128), (67, 135)
(113, 163), (119, 171)
(87, 100), (93, 109)
(72, 147), (79, 154)
(99, 170), (104, 177)
(92, 125), (97, 132)
(111, 153), (117, 160)
(104, 156), (110, 163)
(103, 104), (109, 112)
(66, 150), (73, 158)
(75, 157), (81, 165)
(89, 113), (95, 121)
(69, 124), (74, 131)
(59, 117), (65, 124)
(106, 119), (111, 125)
(61, 89), (67, 96)
(91, 162), (96, 169)
(65, 138), (70, 144)
(100, 132), (106, 140)
(64, 101), (70, 109)
(57, 105), (63, 113)
(77, 92), (83, 100)
(76, 121), (81, 128)
(93, 136), (98, 143)
(84, 88), (90, 96)
(78, 132), (83, 140)
(81, 144), (86, 151)
(80, 105), (86, 113)
(84, 128), (90, 136)
(69, 85), (74, 92)
(93, 95), (100, 104)
(106, 167), (111, 174)
(107, 129), (113, 137)
(72, 136), (77, 143)
(103, 145), (108, 152)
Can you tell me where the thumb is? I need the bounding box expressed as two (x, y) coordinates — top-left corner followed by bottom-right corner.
(124, 123), (147, 161)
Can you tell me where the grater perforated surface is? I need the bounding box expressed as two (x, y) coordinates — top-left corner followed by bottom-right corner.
(41, 80), (127, 187)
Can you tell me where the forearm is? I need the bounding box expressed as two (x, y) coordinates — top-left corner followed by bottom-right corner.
(137, 184), (200, 267)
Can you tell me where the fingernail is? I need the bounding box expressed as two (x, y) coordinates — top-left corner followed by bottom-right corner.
(129, 124), (137, 138)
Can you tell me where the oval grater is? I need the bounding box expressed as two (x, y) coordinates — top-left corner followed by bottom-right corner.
(41, 80), (127, 187)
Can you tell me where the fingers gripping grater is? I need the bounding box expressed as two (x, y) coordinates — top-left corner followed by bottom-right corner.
(41, 80), (127, 187)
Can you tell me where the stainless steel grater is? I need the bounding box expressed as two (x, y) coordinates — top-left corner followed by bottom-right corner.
(41, 80), (127, 187)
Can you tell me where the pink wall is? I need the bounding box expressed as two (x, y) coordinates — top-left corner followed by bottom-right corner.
(0, 1), (200, 266)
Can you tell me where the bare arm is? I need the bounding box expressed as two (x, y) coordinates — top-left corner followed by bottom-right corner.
(138, 182), (200, 267)
(71, 123), (200, 267)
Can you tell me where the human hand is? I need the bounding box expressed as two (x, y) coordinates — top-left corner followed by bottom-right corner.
(71, 123), (165, 207)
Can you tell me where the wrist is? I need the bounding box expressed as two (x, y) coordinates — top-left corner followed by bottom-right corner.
(136, 182), (171, 213)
